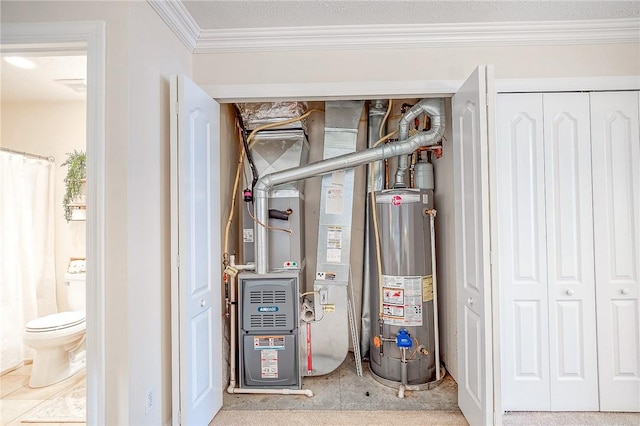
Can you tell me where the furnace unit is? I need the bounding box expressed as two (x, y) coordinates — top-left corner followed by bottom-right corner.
(237, 271), (301, 389)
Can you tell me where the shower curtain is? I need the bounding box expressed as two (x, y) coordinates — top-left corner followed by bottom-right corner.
(0, 151), (58, 373)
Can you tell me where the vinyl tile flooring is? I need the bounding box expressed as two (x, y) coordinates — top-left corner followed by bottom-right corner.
(0, 364), (86, 426)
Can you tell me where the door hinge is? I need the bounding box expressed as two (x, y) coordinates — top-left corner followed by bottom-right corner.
(178, 410), (181, 425)
(175, 102), (180, 115)
(176, 254), (181, 269)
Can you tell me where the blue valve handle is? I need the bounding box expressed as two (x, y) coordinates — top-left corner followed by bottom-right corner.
(396, 328), (412, 349)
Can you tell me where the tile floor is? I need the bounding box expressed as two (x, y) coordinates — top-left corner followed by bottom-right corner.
(0, 363), (86, 426)
(223, 353), (459, 411)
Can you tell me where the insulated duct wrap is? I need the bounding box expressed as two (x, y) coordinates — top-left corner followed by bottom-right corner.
(238, 102), (308, 130)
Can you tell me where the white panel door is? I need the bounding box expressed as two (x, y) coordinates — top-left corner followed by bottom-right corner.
(170, 75), (222, 425)
(496, 94), (551, 410)
(454, 65), (495, 426)
(542, 93), (599, 410)
(591, 91), (640, 412)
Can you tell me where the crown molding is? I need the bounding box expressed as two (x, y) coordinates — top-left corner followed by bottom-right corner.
(147, 0), (199, 52)
(148, 1), (639, 55)
(195, 18), (639, 54)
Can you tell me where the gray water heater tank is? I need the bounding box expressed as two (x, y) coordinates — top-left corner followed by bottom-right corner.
(368, 189), (437, 385)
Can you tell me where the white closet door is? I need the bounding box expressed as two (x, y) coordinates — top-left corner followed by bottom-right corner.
(170, 75), (222, 425)
(496, 94), (550, 410)
(453, 65), (495, 426)
(543, 93), (599, 410)
(591, 91), (640, 412)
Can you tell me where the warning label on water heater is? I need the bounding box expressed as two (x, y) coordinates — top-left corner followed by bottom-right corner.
(381, 275), (423, 326)
(422, 275), (434, 302)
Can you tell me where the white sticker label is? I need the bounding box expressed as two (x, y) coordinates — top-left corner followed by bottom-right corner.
(382, 275), (423, 326)
(326, 248), (341, 263)
(253, 336), (285, 350)
(331, 170), (345, 186)
(325, 187), (344, 215)
(261, 350), (279, 378)
(243, 228), (254, 243)
(327, 226), (342, 249)
(423, 193), (429, 204)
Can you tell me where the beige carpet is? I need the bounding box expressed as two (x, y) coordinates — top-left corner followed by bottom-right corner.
(211, 409), (467, 425)
(20, 381), (85, 423)
(502, 411), (640, 425)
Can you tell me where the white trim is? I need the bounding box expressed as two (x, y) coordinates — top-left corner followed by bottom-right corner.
(195, 18), (639, 53)
(203, 79), (463, 103)
(1, 21), (107, 426)
(204, 76), (640, 103)
(147, 0), (199, 52)
(496, 76), (640, 93)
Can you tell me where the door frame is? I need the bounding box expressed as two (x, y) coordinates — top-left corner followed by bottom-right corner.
(1, 21), (107, 425)
(202, 74), (502, 423)
(200, 74), (636, 424)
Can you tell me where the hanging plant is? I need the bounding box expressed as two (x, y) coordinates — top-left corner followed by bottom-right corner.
(62, 150), (86, 221)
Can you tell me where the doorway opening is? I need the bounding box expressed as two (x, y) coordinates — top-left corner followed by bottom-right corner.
(1, 21), (106, 425)
(0, 52), (88, 423)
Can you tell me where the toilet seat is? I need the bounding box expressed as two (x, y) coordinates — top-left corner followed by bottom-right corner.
(26, 311), (85, 333)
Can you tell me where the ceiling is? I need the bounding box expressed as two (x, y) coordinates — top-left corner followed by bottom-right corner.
(1, 55), (87, 103)
(1, 1), (638, 103)
(183, 0), (640, 30)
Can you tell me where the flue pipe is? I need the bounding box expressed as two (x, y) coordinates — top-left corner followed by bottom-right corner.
(394, 98), (445, 188)
(254, 98), (445, 274)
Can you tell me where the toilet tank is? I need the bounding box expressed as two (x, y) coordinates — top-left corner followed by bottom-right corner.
(63, 273), (86, 311)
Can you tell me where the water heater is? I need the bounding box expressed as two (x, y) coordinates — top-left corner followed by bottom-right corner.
(368, 188), (438, 386)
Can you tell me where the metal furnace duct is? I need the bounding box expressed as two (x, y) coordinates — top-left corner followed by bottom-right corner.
(241, 130), (308, 269)
(306, 100), (364, 376)
(369, 189), (437, 384)
(253, 98), (445, 275)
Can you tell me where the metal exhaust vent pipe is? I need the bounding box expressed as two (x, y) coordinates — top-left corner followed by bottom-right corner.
(394, 99), (445, 188)
(254, 98), (445, 274)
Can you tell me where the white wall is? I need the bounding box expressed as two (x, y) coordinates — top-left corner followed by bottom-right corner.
(194, 43), (639, 86)
(197, 38), (639, 384)
(2, 1), (638, 422)
(127, 3), (192, 424)
(1, 2), (192, 425)
(1, 101), (86, 312)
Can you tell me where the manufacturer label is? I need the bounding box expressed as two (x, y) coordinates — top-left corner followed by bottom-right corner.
(257, 306), (279, 313)
(243, 229), (254, 243)
(253, 336), (285, 350)
(316, 272), (336, 281)
(391, 195), (402, 206)
(261, 350), (279, 378)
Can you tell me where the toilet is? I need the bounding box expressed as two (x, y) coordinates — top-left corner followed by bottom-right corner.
(23, 272), (86, 388)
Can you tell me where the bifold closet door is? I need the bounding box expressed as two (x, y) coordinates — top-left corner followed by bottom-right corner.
(497, 93), (550, 410)
(542, 93), (599, 410)
(591, 91), (640, 412)
(498, 93), (599, 411)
